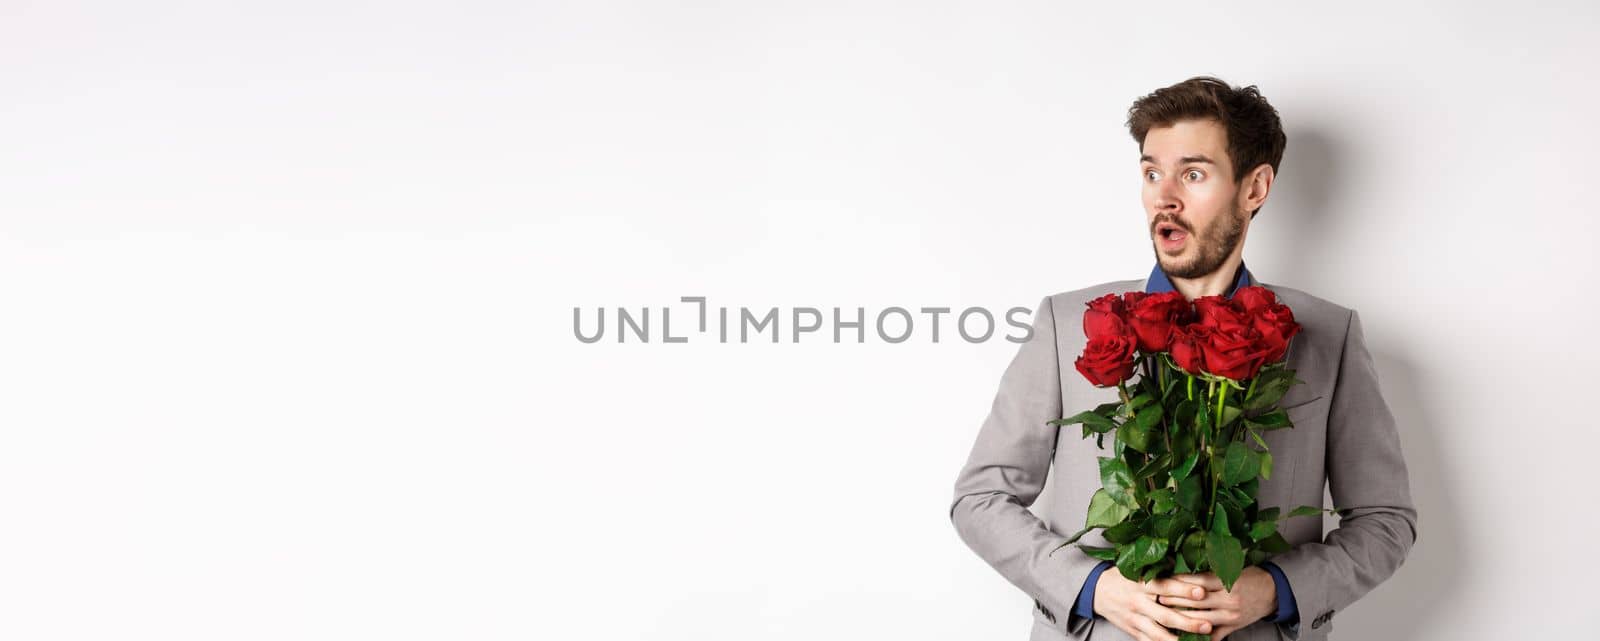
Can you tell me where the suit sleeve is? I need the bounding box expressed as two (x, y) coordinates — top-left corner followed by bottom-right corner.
(1071, 560), (1114, 622)
(1265, 309), (1420, 639)
(1259, 560), (1300, 632)
(949, 295), (1102, 639)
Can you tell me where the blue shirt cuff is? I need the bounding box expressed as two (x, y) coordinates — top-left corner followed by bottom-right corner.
(1072, 560), (1115, 621)
(1259, 561), (1299, 625)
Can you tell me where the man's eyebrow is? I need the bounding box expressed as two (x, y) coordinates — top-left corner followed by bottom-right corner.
(1140, 154), (1218, 165)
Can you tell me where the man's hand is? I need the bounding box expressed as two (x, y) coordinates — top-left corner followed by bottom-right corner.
(1161, 567), (1278, 641)
(1092, 566), (1214, 641)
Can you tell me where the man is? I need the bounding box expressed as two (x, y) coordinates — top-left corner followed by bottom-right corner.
(948, 77), (1418, 641)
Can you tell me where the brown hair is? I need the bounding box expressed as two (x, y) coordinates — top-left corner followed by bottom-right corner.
(1126, 76), (1287, 218)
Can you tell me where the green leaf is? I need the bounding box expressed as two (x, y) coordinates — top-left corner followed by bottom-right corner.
(1222, 441), (1260, 482)
(1256, 531), (1291, 553)
(1261, 450), (1273, 481)
(1144, 556), (1176, 583)
(1103, 518), (1147, 544)
(1099, 457), (1138, 509)
(1249, 519), (1278, 542)
(1206, 529), (1244, 591)
(1247, 426), (1270, 451)
(1078, 544), (1119, 560)
(1136, 403), (1163, 430)
(1149, 513), (1172, 539)
(1176, 474), (1203, 514)
(1116, 534), (1169, 577)
(1221, 442), (1262, 486)
(1171, 430), (1196, 460)
(1222, 499), (1245, 536)
(1134, 452), (1173, 481)
(1181, 531), (1206, 570)
(1178, 633), (1211, 641)
(1053, 410), (1118, 434)
(1174, 551), (1191, 574)
(1149, 488), (1176, 514)
(1257, 507), (1281, 522)
(1244, 368), (1301, 411)
(1129, 392), (1154, 411)
(1245, 409), (1292, 431)
(1246, 548), (1271, 567)
(1121, 404), (1163, 454)
(1094, 401), (1122, 417)
(1158, 509), (1194, 540)
(1287, 505), (1326, 518)
(1175, 399), (1198, 427)
(1086, 488), (1133, 528)
(1119, 420), (1153, 454)
(1050, 526), (1096, 555)
(1171, 450), (1201, 483)
(1215, 486), (1241, 511)
(1217, 402), (1242, 429)
(1227, 486), (1254, 509)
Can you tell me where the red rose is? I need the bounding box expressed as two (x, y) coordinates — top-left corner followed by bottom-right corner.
(1194, 295), (1250, 333)
(1126, 290), (1189, 353)
(1199, 324), (1273, 381)
(1252, 303), (1302, 363)
(1121, 291), (1148, 310)
(1075, 333), (1137, 387)
(1233, 285), (1278, 315)
(1084, 293), (1130, 341)
(1170, 323), (1210, 374)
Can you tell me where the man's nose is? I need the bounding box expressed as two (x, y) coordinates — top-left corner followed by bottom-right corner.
(1155, 180), (1182, 211)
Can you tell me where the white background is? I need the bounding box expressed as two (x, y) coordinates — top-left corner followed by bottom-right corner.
(2, 1), (1595, 639)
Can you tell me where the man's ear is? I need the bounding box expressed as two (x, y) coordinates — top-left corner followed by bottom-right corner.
(1240, 163), (1274, 213)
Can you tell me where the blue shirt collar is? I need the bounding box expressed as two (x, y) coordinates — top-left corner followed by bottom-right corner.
(1144, 261), (1255, 297)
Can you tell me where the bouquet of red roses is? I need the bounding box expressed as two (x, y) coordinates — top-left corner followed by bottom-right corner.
(1049, 286), (1331, 639)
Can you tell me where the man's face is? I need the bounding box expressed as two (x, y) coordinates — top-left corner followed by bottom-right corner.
(1140, 119), (1248, 280)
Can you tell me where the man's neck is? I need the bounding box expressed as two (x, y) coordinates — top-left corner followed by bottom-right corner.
(1166, 258), (1244, 302)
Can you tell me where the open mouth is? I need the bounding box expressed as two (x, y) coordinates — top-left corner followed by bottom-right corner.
(1157, 223), (1189, 243)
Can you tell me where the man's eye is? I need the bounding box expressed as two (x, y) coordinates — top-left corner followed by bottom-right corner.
(1186, 170), (1203, 181)
(1145, 170), (1159, 181)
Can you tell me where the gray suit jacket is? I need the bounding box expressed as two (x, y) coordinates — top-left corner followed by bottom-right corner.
(949, 270), (1419, 640)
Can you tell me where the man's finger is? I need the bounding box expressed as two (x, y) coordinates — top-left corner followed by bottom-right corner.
(1145, 601), (1213, 635)
(1154, 593), (1212, 609)
(1133, 612), (1180, 641)
(1171, 572), (1224, 590)
(1144, 577), (1207, 601)
(1167, 606), (1226, 624)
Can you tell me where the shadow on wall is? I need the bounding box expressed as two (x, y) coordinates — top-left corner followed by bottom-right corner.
(1259, 125), (1341, 286)
(1327, 350), (1461, 640)
(1265, 124), (1458, 638)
